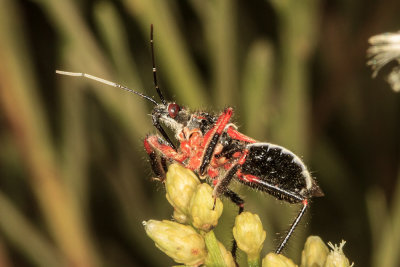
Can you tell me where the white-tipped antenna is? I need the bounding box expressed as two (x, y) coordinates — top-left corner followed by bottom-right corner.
(55, 70), (158, 105)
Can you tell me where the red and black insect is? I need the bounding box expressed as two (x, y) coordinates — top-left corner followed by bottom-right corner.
(57, 25), (323, 256)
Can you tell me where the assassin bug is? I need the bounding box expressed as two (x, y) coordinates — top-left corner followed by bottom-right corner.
(56, 25), (324, 256)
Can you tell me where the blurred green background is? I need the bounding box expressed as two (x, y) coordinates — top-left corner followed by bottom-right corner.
(0, 0), (399, 266)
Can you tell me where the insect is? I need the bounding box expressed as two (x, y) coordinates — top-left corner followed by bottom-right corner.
(56, 25), (324, 256)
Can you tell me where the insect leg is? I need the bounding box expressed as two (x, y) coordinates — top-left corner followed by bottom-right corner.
(226, 127), (256, 143)
(223, 188), (244, 214)
(275, 199), (308, 254)
(213, 165), (243, 262)
(144, 136), (168, 180)
(152, 113), (177, 150)
(237, 172), (308, 253)
(148, 151), (167, 181)
(211, 161), (242, 265)
(160, 157), (168, 173)
(144, 135), (188, 180)
(213, 149), (248, 205)
(213, 164), (240, 199)
(213, 154), (247, 260)
(239, 177), (309, 253)
(223, 188), (244, 261)
(199, 108), (233, 175)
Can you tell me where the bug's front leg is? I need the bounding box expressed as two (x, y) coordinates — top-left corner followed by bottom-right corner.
(152, 112), (177, 150)
(144, 135), (188, 181)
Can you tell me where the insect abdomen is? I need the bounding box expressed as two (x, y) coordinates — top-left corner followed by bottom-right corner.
(240, 143), (313, 202)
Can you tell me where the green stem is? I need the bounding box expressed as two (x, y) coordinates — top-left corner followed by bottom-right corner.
(204, 230), (226, 267)
(248, 256), (260, 267)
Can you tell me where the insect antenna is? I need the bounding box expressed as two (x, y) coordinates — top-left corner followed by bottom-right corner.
(150, 24), (167, 105)
(55, 70), (158, 105)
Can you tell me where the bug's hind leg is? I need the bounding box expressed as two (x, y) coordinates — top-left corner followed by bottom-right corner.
(223, 188), (245, 261)
(275, 199), (309, 254)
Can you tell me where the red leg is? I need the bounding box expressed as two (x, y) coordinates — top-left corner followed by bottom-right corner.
(199, 108), (233, 175)
(145, 135), (188, 162)
(144, 135), (189, 180)
(226, 127), (256, 143)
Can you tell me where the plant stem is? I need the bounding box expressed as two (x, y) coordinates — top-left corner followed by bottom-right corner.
(204, 230), (226, 267)
(248, 256), (260, 267)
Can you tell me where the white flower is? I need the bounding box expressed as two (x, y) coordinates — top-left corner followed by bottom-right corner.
(367, 31), (400, 92)
(387, 66), (400, 92)
(325, 240), (354, 267)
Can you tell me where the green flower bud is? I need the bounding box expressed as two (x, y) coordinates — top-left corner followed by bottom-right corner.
(165, 164), (200, 216)
(143, 220), (207, 265)
(233, 212), (266, 260)
(262, 253), (298, 267)
(300, 236), (329, 267)
(173, 209), (190, 224)
(325, 241), (353, 267)
(205, 241), (236, 267)
(189, 183), (223, 231)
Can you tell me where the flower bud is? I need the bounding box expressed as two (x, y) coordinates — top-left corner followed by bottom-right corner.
(189, 183), (223, 231)
(233, 212), (266, 259)
(165, 164), (200, 216)
(143, 220), (206, 265)
(262, 253), (297, 267)
(300, 236), (329, 267)
(173, 209), (190, 224)
(325, 241), (353, 267)
(205, 241), (236, 267)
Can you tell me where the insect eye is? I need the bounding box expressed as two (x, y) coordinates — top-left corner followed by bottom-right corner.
(168, 103), (180, 118)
